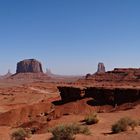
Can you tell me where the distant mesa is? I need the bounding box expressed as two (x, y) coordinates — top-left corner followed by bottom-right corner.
(16, 59), (43, 73)
(97, 62), (106, 73)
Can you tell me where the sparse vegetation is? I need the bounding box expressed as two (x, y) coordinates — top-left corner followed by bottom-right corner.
(138, 120), (140, 126)
(84, 112), (99, 125)
(112, 117), (138, 133)
(11, 128), (30, 140)
(129, 119), (138, 131)
(50, 123), (90, 140)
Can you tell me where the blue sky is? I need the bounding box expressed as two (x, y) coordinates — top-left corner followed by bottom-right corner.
(0, 0), (140, 75)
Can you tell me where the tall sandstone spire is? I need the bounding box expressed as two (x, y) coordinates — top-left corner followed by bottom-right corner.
(97, 62), (106, 73)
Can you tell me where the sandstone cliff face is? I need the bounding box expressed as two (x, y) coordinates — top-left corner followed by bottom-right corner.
(16, 59), (43, 73)
(97, 62), (106, 73)
(57, 87), (83, 102)
(57, 86), (140, 106)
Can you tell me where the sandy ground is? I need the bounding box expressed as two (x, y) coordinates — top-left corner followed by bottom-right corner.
(12, 104), (140, 140)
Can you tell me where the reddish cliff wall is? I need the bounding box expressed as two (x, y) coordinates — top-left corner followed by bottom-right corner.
(57, 87), (83, 102)
(57, 86), (140, 106)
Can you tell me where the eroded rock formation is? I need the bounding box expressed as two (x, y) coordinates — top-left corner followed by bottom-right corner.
(57, 87), (83, 102)
(83, 68), (140, 82)
(16, 59), (43, 73)
(97, 62), (106, 73)
(57, 86), (140, 106)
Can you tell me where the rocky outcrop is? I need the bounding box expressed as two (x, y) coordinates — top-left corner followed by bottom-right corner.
(97, 62), (106, 73)
(85, 87), (140, 105)
(107, 68), (140, 81)
(16, 59), (43, 73)
(83, 68), (140, 83)
(57, 87), (84, 102)
(85, 73), (91, 79)
(57, 86), (140, 106)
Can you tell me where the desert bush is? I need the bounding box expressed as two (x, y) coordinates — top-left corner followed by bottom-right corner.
(50, 123), (90, 140)
(112, 117), (138, 133)
(11, 128), (30, 140)
(84, 112), (99, 125)
(137, 119), (140, 126)
(128, 119), (138, 130)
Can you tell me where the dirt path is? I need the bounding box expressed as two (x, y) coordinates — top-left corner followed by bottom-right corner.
(29, 87), (53, 94)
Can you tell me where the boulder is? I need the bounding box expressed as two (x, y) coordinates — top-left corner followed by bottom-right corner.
(16, 59), (43, 73)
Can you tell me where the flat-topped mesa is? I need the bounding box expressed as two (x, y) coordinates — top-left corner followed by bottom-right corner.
(16, 59), (43, 73)
(97, 62), (106, 73)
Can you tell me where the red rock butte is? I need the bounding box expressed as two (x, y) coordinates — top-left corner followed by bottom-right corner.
(16, 59), (43, 73)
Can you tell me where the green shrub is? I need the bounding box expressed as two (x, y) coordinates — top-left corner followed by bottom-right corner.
(112, 117), (138, 133)
(11, 128), (30, 140)
(84, 112), (99, 125)
(50, 123), (90, 140)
